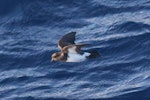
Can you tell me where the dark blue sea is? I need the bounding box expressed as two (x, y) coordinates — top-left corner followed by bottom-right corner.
(0, 0), (150, 100)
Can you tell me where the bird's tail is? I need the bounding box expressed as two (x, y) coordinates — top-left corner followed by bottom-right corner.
(87, 50), (100, 58)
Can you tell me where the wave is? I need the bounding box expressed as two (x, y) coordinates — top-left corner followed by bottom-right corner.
(0, 0), (150, 100)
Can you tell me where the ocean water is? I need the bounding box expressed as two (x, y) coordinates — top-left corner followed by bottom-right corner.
(0, 0), (150, 100)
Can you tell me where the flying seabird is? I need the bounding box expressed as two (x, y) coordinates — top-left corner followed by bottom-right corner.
(51, 32), (100, 62)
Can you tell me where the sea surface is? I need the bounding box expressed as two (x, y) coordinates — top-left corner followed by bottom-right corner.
(0, 0), (150, 100)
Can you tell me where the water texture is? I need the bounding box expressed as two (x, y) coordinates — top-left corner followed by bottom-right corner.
(0, 0), (150, 100)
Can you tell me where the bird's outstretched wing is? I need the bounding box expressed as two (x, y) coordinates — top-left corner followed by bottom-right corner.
(58, 32), (76, 50)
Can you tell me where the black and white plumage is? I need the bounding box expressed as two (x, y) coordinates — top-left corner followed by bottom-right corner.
(51, 32), (100, 62)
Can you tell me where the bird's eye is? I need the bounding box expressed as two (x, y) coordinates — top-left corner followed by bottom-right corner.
(54, 55), (57, 57)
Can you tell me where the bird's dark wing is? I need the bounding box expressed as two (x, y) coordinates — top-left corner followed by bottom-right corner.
(58, 32), (76, 50)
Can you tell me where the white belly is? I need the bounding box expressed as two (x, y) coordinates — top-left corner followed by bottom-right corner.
(66, 52), (90, 62)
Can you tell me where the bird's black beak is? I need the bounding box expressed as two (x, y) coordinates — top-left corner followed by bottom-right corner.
(51, 58), (54, 62)
(51, 58), (57, 62)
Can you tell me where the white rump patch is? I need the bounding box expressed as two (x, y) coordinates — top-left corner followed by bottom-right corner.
(66, 52), (91, 62)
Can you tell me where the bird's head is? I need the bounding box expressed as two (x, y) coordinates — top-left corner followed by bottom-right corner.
(51, 52), (62, 62)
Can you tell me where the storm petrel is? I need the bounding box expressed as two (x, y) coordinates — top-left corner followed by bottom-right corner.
(51, 32), (100, 62)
